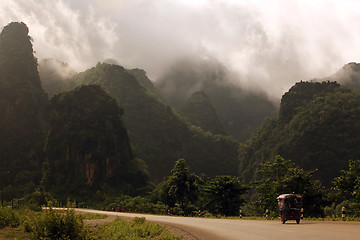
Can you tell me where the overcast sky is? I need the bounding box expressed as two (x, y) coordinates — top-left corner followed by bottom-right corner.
(1, 0), (360, 98)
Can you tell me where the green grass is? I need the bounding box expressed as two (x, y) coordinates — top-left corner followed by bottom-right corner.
(78, 213), (108, 220)
(0, 207), (182, 240)
(92, 217), (182, 240)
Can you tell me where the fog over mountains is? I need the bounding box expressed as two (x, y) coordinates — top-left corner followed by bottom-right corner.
(1, 0), (360, 99)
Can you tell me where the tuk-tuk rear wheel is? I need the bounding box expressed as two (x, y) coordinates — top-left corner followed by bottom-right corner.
(296, 219), (300, 224)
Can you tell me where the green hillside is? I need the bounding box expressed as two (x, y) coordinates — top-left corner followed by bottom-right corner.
(239, 81), (360, 185)
(180, 91), (226, 135)
(44, 85), (150, 201)
(74, 63), (239, 182)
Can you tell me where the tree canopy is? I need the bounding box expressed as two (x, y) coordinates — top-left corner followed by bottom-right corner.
(202, 175), (248, 216)
(333, 160), (360, 203)
(151, 159), (248, 216)
(255, 156), (326, 217)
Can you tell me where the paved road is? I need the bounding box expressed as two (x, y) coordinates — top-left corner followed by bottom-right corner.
(75, 208), (360, 240)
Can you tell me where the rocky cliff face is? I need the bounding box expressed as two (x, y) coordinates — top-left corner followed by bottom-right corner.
(44, 85), (149, 197)
(0, 22), (48, 176)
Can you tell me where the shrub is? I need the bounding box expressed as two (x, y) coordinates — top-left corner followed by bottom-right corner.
(0, 207), (20, 228)
(335, 201), (360, 218)
(26, 207), (89, 240)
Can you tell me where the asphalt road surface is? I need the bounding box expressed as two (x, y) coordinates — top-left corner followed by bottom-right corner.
(75, 208), (360, 240)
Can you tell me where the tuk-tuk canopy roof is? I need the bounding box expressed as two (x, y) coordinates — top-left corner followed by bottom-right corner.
(277, 194), (302, 199)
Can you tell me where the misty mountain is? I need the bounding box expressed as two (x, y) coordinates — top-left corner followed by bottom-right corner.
(44, 85), (150, 201)
(74, 63), (239, 182)
(180, 91), (226, 135)
(128, 68), (157, 93)
(155, 57), (277, 141)
(330, 62), (360, 90)
(279, 81), (340, 122)
(0, 22), (48, 180)
(38, 58), (77, 98)
(239, 81), (360, 186)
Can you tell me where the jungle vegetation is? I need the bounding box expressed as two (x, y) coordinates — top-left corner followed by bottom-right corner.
(0, 22), (360, 221)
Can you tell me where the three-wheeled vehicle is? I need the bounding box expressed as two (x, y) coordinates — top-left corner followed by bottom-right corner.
(277, 194), (302, 224)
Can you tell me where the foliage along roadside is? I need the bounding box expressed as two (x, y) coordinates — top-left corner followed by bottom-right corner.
(101, 159), (249, 217)
(0, 205), (182, 240)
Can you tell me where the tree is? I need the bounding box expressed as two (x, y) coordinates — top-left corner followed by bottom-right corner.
(167, 159), (198, 213)
(255, 156), (326, 217)
(202, 175), (248, 216)
(333, 160), (360, 204)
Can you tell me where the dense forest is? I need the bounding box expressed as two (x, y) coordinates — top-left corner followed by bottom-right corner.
(239, 81), (360, 186)
(44, 85), (151, 202)
(1, 22), (360, 218)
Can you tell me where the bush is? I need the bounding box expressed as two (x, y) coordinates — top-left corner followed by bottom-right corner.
(335, 201), (360, 218)
(324, 205), (336, 218)
(0, 207), (20, 228)
(25, 207), (89, 240)
(24, 190), (55, 211)
(169, 206), (184, 216)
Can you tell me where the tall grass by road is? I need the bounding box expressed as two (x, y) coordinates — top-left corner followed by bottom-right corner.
(0, 206), (182, 240)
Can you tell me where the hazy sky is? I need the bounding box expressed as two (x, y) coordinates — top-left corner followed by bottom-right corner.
(1, 0), (360, 98)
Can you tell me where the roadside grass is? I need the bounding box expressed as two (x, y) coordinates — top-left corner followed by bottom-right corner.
(78, 213), (108, 220)
(0, 207), (30, 239)
(0, 207), (182, 240)
(0, 226), (30, 240)
(91, 217), (182, 240)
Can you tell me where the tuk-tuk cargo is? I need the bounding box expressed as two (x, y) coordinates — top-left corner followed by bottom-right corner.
(277, 193), (303, 224)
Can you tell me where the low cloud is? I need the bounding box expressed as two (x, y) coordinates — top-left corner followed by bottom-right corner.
(1, 0), (360, 99)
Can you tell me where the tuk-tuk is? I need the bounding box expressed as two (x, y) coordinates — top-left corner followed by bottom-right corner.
(277, 194), (302, 224)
